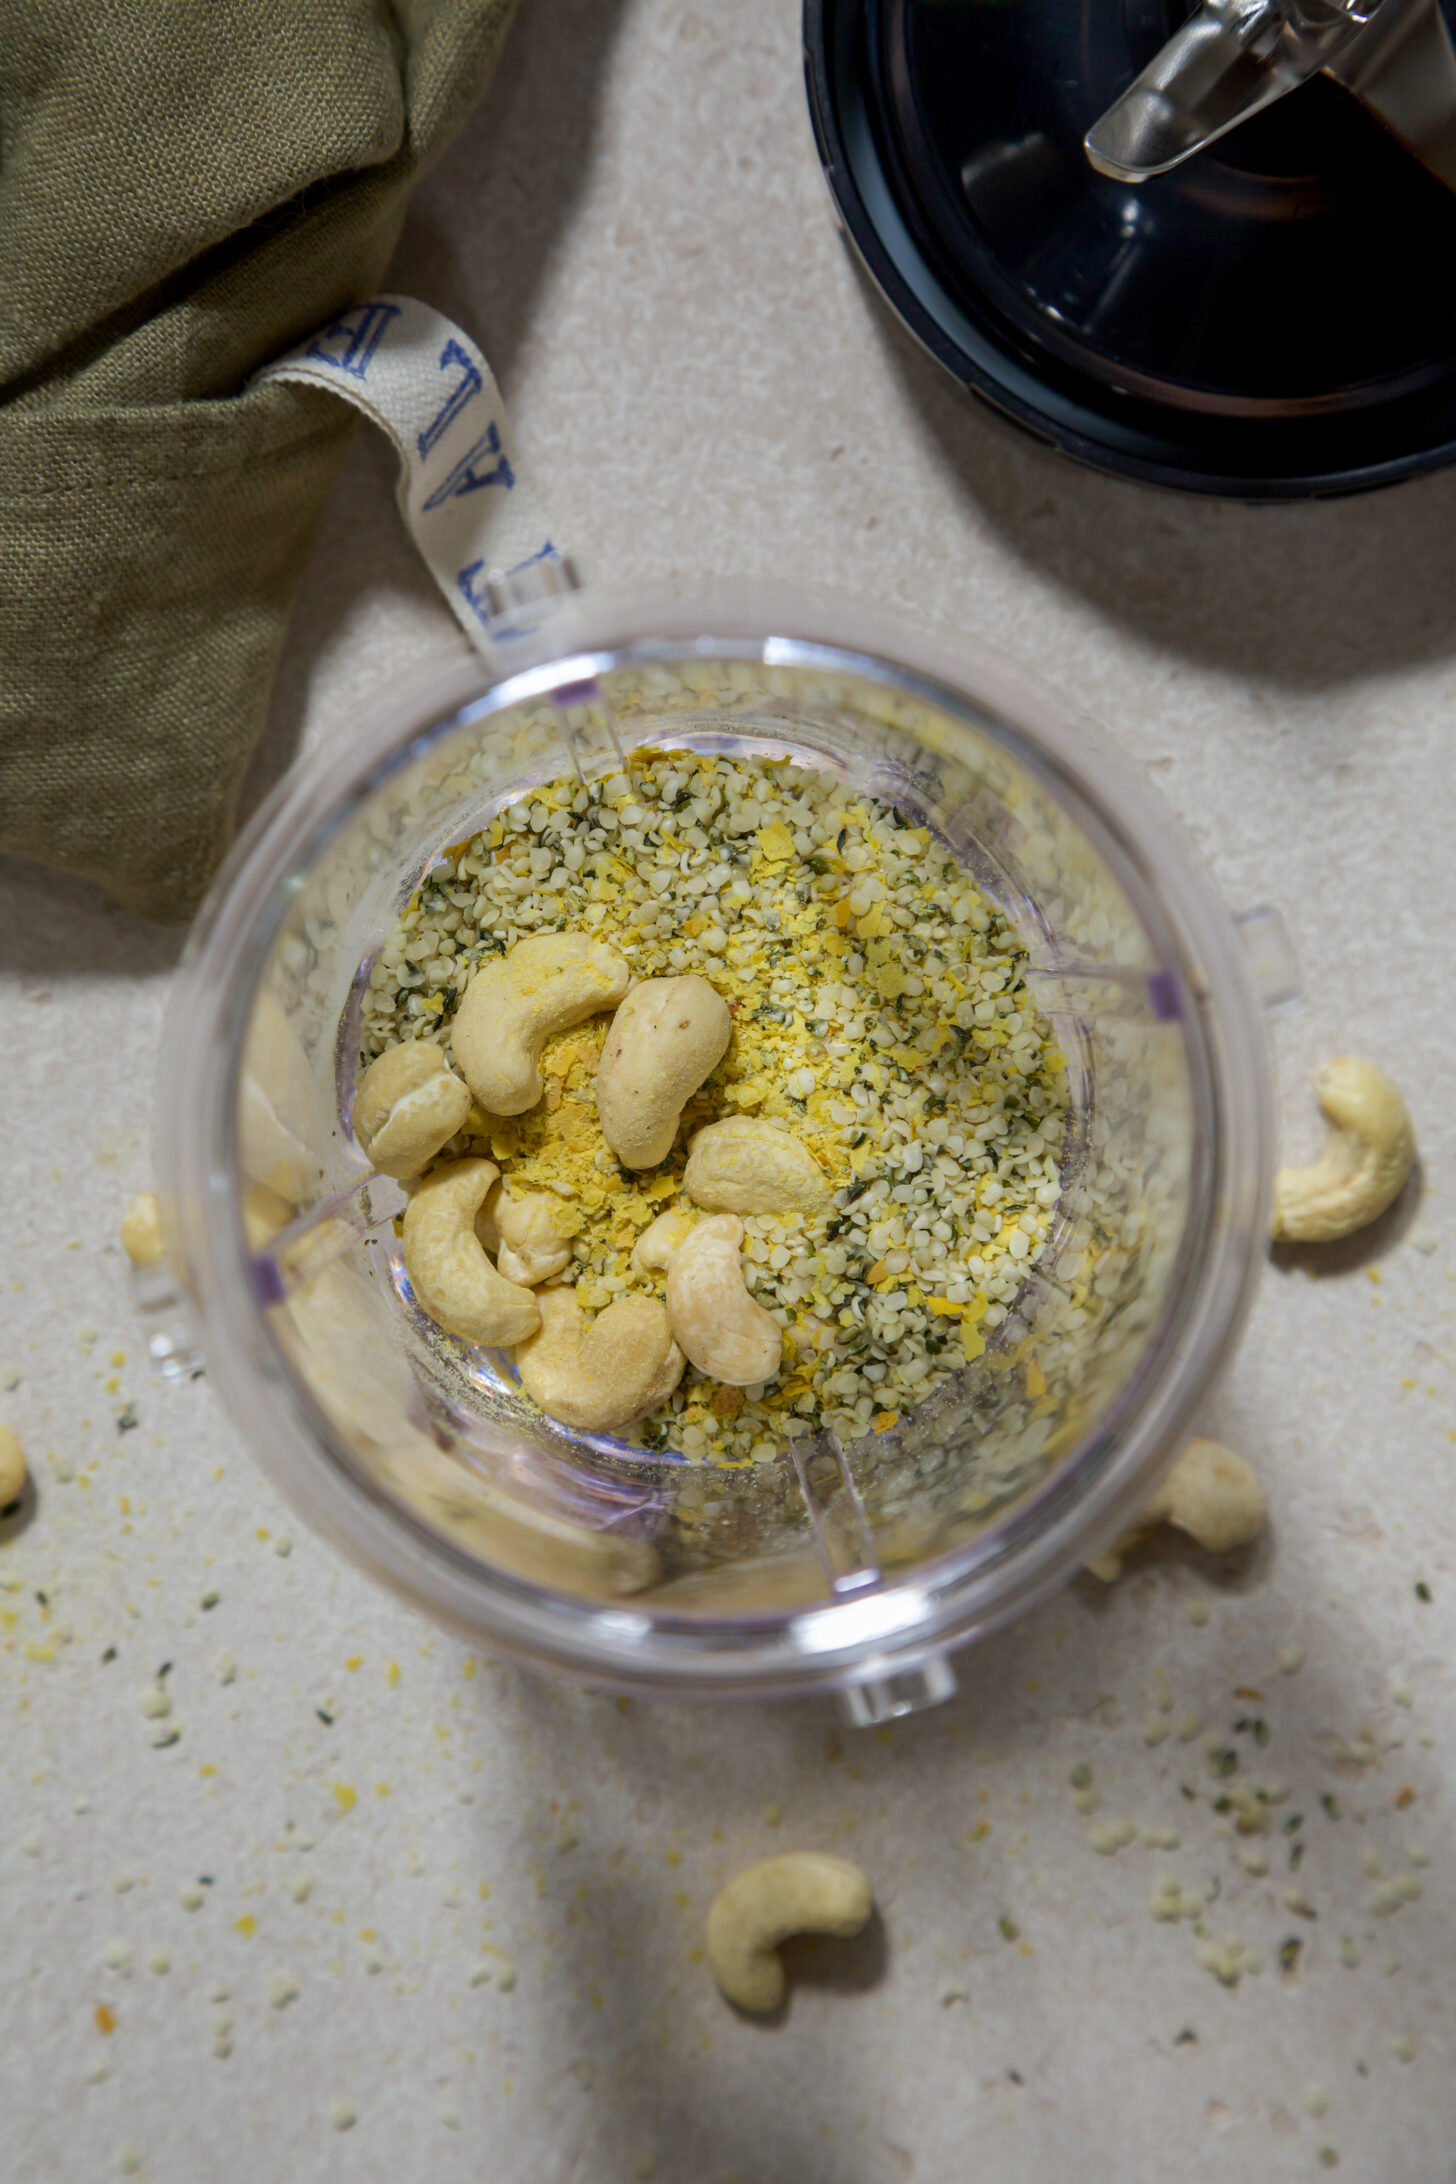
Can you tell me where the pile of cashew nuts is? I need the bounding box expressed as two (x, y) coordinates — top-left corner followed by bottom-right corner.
(354, 902), (1418, 1455)
(353, 931), (830, 1437)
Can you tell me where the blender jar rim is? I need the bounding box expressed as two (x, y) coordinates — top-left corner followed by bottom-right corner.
(158, 578), (1274, 1699)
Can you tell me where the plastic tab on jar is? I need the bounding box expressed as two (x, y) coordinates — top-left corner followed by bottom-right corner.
(1235, 904), (1302, 1013)
(839, 1655), (959, 1727)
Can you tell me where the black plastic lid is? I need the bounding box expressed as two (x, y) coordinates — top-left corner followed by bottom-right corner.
(805, 0), (1456, 498)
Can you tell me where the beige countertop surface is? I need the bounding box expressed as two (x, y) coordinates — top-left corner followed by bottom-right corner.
(5, 2), (1456, 2178)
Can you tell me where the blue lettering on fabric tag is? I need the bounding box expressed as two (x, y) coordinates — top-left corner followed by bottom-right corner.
(256, 296), (564, 655)
(304, 301), (402, 380)
(417, 339), (484, 459)
(422, 423), (516, 511)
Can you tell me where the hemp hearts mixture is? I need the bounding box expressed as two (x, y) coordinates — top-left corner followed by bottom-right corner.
(359, 751), (1067, 1464)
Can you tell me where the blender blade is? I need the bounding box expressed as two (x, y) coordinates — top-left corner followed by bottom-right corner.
(1085, 0), (1456, 196)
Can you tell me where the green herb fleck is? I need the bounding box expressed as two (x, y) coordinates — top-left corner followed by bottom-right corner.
(998, 1914), (1020, 1943)
(1321, 1793), (1341, 1821)
(1172, 2028), (1197, 2047)
(1415, 1581), (1432, 1603)
(116, 1405), (139, 1434)
(1279, 1937), (1303, 1974)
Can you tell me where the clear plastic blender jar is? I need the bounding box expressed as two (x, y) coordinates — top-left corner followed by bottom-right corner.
(150, 582), (1275, 1721)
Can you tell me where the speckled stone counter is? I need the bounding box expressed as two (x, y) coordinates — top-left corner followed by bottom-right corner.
(4, 3), (1456, 2178)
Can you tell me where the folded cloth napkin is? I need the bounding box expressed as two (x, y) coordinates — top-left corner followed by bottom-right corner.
(0, 0), (515, 922)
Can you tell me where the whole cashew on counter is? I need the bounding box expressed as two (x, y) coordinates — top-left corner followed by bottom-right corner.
(665, 1213), (782, 1386)
(121, 1193), (165, 1268)
(353, 1041), (472, 1180)
(515, 1287), (684, 1434)
(706, 1853), (874, 2013)
(1273, 1056), (1415, 1244)
(0, 1426), (27, 1516)
(402, 1159), (541, 1348)
(596, 975), (732, 1169)
(451, 931), (629, 1117)
(1087, 1437), (1266, 1582)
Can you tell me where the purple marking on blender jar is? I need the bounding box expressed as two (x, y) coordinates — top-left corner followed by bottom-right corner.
(1148, 969), (1182, 1020)
(553, 677), (600, 708)
(249, 1255), (287, 1308)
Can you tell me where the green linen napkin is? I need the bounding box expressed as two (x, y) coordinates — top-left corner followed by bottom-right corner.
(0, 0), (516, 923)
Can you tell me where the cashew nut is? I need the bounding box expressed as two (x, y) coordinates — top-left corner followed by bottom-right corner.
(595, 975), (732, 1168)
(242, 1182), (294, 1251)
(515, 1287), (684, 1433)
(451, 932), (629, 1117)
(1273, 1056), (1415, 1243)
(630, 1205), (698, 1276)
(1087, 1438), (1266, 1581)
(706, 1853), (873, 2013)
(682, 1116), (830, 1216)
(377, 1428), (661, 1599)
(402, 1159), (541, 1347)
(121, 1192), (164, 1267)
(239, 990), (315, 1204)
(666, 1213), (782, 1386)
(0, 1426), (27, 1514)
(353, 1042), (472, 1180)
(479, 1179), (573, 1286)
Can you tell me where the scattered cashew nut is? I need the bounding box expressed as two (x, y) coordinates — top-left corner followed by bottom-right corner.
(451, 932), (629, 1117)
(353, 1041), (472, 1180)
(121, 1192), (164, 1267)
(1273, 1056), (1415, 1243)
(630, 1205), (698, 1276)
(479, 1179), (573, 1286)
(515, 1287), (684, 1433)
(1086, 1438), (1266, 1582)
(0, 1426), (27, 1514)
(682, 1115), (830, 1215)
(595, 975), (732, 1168)
(666, 1213), (782, 1386)
(706, 1853), (874, 2013)
(402, 1158), (541, 1348)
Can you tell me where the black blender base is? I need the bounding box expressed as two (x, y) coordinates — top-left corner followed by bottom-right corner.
(805, 0), (1456, 498)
